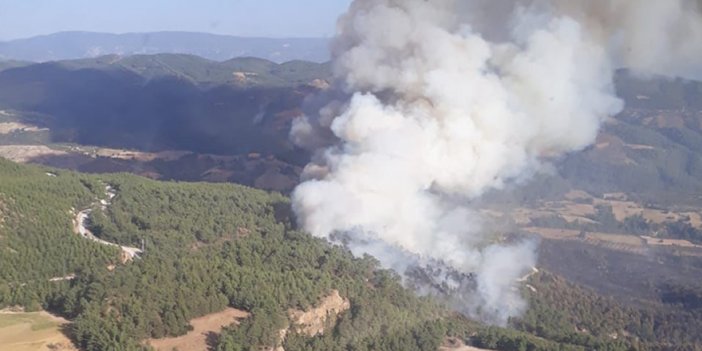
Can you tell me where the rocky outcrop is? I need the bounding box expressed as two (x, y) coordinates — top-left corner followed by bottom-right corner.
(263, 290), (351, 351)
(288, 289), (351, 337)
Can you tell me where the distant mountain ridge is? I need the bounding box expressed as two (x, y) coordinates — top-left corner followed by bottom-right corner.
(24, 53), (332, 87)
(0, 54), (331, 160)
(0, 31), (331, 63)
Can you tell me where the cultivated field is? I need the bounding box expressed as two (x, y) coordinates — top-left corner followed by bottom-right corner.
(509, 189), (702, 229)
(523, 227), (650, 255)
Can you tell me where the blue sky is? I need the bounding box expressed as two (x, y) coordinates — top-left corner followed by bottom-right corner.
(0, 0), (353, 40)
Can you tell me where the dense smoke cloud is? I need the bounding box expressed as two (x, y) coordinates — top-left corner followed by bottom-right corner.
(291, 0), (702, 324)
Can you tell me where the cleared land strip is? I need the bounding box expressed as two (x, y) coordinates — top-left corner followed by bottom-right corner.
(524, 227), (702, 256)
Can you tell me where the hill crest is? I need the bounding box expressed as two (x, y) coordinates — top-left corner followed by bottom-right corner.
(0, 31), (331, 63)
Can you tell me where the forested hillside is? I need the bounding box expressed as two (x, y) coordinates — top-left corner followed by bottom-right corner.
(0, 159), (450, 350)
(1, 159), (701, 350)
(0, 160), (118, 307)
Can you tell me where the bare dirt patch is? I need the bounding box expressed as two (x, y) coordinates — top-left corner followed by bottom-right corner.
(93, 148), (189, 162)
(0, 145), (68, 163)
(641, 236), (702, 249)
(147, 308), (249, 351)
(525, 227), (647, 254)
(601, 199), (701, 227)
(586, 232), (644, 246)
(510, 189), (702, 231)
(602, 192), (628, 201)
(685, 212), (702, 227)
(625, 143), (655, 150)
(560, 215), (598, 225)
(0, 122), (47, 134)
(0, 311), (76, 351)
(440, 337), (492, 351)
(561, 203), (597, 217)
(525, 227), (581, 240)
(526, 227), (702, 256)
(512, 208), (554, 225)
(564, 190), (592, 201)
(656, 115), (686, 129)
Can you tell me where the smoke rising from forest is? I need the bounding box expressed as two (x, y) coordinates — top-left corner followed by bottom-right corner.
(291, 0), (702, 325)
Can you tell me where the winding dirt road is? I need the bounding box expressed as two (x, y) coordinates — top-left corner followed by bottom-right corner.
(72, 185), (142, 260)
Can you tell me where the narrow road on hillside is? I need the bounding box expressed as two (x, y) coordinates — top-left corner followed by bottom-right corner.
(73, 184), (143, 260)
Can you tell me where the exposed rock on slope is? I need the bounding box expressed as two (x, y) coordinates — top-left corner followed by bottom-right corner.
(288, 289), (351, 337)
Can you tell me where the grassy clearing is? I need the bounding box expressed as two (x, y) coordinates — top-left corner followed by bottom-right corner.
(147, 307), (249, 351)
(0, 311), (76, 351)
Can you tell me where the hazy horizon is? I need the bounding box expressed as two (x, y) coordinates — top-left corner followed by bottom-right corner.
(1, 30), (335, 42)
(0, 0), (352, 41)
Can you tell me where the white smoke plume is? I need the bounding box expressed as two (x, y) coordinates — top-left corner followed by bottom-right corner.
(291, 0), (702, 325)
